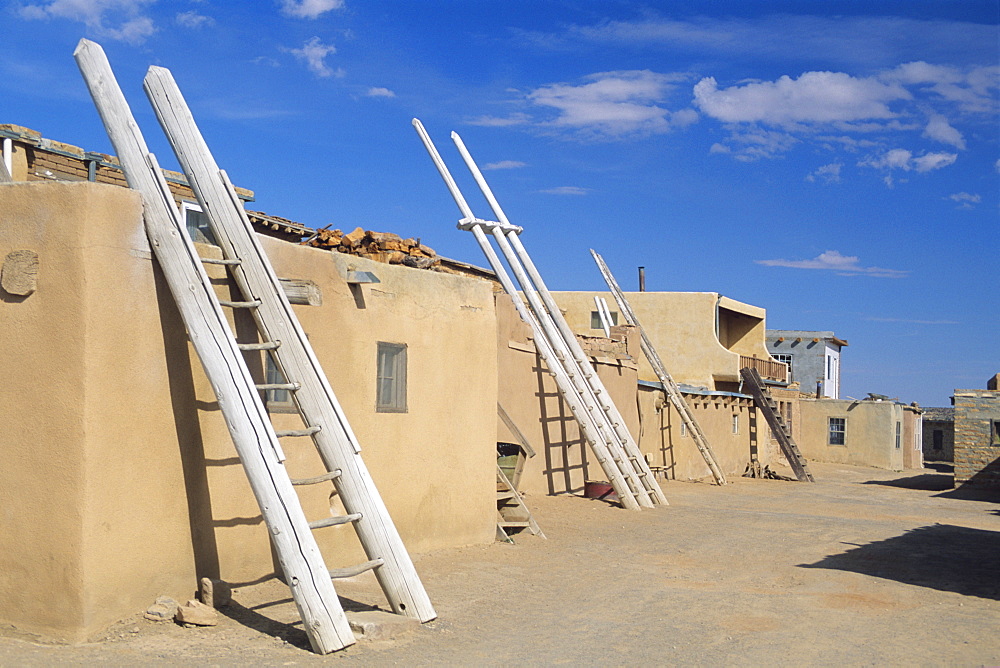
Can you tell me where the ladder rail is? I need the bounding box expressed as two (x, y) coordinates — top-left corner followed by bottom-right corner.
(481, 223), (652, 508)
(74, 39), (354, 654)
(590, 250), (727, 486)
(449, 133), (666, 507)
(412, 119), (644, 510)
(143, 66), (435, 623)
(739, 367), (814, 482)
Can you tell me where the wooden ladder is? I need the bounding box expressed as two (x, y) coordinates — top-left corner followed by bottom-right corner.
(739, 367), (814, 482)
(75, 40), (434, 655)
(413, 119), (666, 512)
(590, 250), (727, 486)
(496, 404), (544, 541)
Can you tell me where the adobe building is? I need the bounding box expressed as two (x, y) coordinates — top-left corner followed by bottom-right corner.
(952, 374), (1000, 488)
(796, 397), (922, 470)
(766, 330), (848, 398)
(921, 406), (955, 463)
(547, 290), (792, 481)
(0, 157), (499, 640)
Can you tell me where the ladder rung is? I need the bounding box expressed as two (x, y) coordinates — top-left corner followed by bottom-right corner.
(219, 299), (261, 308)
(291, 469), (342, 486)
(497, 491), (517, 500)
(201, 257), (242, 265)
(498, 521), (531, 528)
(238, 341), (280, 351)
(255, 382), (300, 391)
(329, 558), (384, 579)
(275, 426), (322, 438)
(309, 513), (362, 530)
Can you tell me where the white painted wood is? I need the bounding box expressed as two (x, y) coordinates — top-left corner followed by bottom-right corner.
(412, 119), (644, 510)
(591, 249), (727, 486)
(73, 39), (355, 654)
(449, 131), (668, 507)
(144, 66), (435, 622)
(1, 138), (12, 182)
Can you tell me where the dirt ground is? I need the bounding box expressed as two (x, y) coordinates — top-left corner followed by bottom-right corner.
(2, 461), (998, 666)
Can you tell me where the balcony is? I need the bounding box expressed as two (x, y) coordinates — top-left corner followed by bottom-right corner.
(740, 355), (788, 383)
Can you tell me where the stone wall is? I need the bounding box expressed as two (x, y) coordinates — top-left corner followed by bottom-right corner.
(953, 389), (1000, 487)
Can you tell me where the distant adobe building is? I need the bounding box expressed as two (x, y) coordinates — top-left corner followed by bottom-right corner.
(921, 406), (955, 463)
(766, 330), (848, 399)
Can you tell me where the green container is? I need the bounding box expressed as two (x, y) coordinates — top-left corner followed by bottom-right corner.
(497, 455), (519, 482)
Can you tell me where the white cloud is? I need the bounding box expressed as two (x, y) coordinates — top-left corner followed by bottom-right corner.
(176, 11), (214, 28)
(289, 37), (339, 78)
(693, 72), (910, 126)
(865, 317), (959, 325)
(806, 162), (842, 184)
(858, 149), (956, 175)
(756, 250), (908, 278)
(716, 126), (798, 161)
(527, 70), (694, 137)
(280, 0), (344, 19)
(466, 114), (532, 127)
(911, 152), (957, 172)
(539, 186), (588, 195)
(366, 87), (395, 98)
(922, 113), (965, 149)
(946, 192), (981, 210)
(881, 61), (1000, 114)
(20, 0), (156, 44)
(484, 160), (526, 170)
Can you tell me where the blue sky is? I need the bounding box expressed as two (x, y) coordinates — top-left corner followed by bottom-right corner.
(2, 0), (997, 407)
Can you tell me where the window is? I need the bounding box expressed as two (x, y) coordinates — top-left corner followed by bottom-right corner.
(732, 414), (739, 434)
(933, 430), (943, 450)
(264, 354), (296, 413)
(376, 342), (407, 412)
(829, 417), (846, 445)
(895, 421), (901, 449)
(182, 202), (216, 245)
(680, 421), (687, 437)
(992, 420), (1000, 447)
(590, 310), (619, 329)
(772, 353), (793, 381)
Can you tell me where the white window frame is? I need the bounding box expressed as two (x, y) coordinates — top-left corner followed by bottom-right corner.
(376, 342), (408, 413)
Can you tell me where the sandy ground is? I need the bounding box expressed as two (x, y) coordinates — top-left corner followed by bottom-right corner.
(1, 461), (998, 666)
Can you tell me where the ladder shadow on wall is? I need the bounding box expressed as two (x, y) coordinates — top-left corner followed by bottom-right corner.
(534, 353), (588, 497)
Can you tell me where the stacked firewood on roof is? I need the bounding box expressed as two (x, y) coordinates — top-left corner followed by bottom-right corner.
(306, 226), (440, 269)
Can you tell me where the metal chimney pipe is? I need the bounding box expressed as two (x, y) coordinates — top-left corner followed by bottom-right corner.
(638, 266), (646, 292)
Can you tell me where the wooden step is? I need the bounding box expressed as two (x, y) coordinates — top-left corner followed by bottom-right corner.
(276, 426), (321, 438)
(218, 299), (261, 308)
(310, 513), (362, 530)
(292, 469), (342, 486)
(329, 559), (383, 579)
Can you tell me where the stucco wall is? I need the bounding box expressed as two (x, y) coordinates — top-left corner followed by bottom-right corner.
(551, 291), (744, 389)
(636, 387), (767, 481)
(797, 398), (904, 470)
(0, 181), (497, 642)
(495, 295), (641, 496)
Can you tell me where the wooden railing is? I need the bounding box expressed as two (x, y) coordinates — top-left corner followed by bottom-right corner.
(740, 355), (788, 383)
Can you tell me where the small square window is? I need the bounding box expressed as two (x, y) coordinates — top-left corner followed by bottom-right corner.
(377, 342), (407, 413)
(264, 354), (297, 413)
(590, 310), (619, 329)
(829, 417), (846, 446)
(182, 202), (217, 245)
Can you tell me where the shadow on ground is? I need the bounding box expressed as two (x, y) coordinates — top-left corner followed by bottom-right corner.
(862, 473), (955, 492)
(800, 524), (1000, 601)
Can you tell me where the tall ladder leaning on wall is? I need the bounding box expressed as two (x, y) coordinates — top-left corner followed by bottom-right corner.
(412, 119), (666, 512)
(75, 40), (435, 655)
(739, 367), (815, 482)
(590, 250), (727, 486)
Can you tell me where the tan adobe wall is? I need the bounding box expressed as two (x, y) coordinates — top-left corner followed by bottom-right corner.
(797, 398), (904, 470)
(0, 181), (497, 642)
(551, 291), (763, 390)
(637, 386), (771, 481)
(495, 295), (641, 496)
